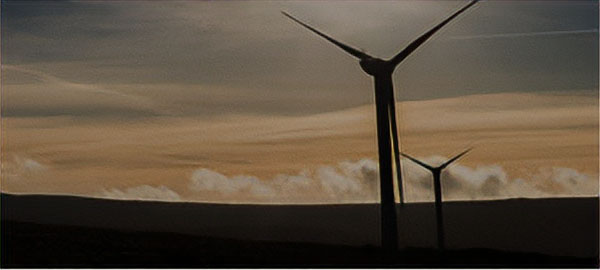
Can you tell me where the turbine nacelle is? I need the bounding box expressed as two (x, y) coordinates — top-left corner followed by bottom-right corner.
(401, 148), (473, 173)
(359, 57), (391, 76)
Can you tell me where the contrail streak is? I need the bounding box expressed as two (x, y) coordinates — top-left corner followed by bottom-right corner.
(3, 65), (174, 116)
(3, 65), (137, 99)
(451, 28), (598, 40)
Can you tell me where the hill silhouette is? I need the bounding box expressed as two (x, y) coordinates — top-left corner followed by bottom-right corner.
(2, 193), (598, 267)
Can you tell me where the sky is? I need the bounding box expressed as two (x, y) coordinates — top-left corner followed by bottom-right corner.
(1, 0), (598, 203)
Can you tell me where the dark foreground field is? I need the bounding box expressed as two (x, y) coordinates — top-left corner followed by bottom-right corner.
(2, 194), (598, 268)
(3, 220), (596, 268)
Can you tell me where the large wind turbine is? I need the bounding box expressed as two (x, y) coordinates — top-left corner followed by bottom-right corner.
(401, 148), (472, 251)
(282, 1), (478, 251)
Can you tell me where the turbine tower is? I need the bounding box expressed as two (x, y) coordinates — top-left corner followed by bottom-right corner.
(401, 148), (472, 251)
(282, 1), (478, 251)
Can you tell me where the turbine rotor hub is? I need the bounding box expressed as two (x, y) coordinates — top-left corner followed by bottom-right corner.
(359, 58), (391, 76)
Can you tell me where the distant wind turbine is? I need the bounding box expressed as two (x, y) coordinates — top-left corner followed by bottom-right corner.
(282, 0), (478, 251)
(401, 148), (472, 251)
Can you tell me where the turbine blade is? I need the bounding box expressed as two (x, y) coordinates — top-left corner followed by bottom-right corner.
(401, 153), (434, 171)
(439, 148), (472, 169)
(388, 0), (478, 67)
(389, 97), (404, 206)
(282, 11), (371, 60)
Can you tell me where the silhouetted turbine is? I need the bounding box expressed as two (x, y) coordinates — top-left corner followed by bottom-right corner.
(401, 148), (472, 251)
(282, 0), (478, 251)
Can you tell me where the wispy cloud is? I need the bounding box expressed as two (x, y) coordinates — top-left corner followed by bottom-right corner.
(2, 92), (596, 202)
(188, 159), (379, 204)
(100, 185), (181, 202)
(451, 29), (599, 40)
(2, 156), (47, 184)
(3, 1), (597, 105)
(8, 155), (597, 204)
(181, 157), (597, 204)
(3, 65), (138, 99)
(2, 65), (173, 117)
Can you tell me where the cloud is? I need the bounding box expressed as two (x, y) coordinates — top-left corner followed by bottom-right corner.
(530, 167), (598, 196)
(13, 154), (588, 203)
(2, 65), (168, 118)
(451, 29), (599, 40)
(190, 169), (274, 197)
(185, 157), (597, 204)
(189, 159), (378, 203)
(2, 0), (597, 116)
(20, 158), (46, 172)
(3, 156), (47, 181)
(3, 65), (136, 98)
(100, 185), (181, 201)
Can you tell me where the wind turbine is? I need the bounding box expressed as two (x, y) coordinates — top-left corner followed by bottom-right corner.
(401, 148), (472, 251)
(282, 1), (478, 251)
